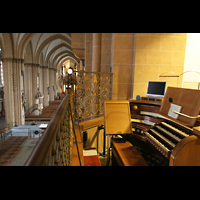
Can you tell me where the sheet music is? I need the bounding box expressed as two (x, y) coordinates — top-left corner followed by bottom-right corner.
(168, 103), (182, 119)
(131, 118), (155, 126)
(83, 149), (97, 156)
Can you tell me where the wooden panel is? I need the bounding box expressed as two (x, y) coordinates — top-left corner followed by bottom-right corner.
(160, 87), (200, 127)
(79, 116), (104, 131)
(71, 143), (84, 166)
(44, 104), (60, 111)
(71, 125), (84, 166)
(25, 110), (55, 120)
(104, 100), (132, 135)
(111, 138), (148, 166)
(84, 156), (101, 166)
(40, 110), (55, 118)
(169, 136), (200, 166)
(83, 148), (101, 166)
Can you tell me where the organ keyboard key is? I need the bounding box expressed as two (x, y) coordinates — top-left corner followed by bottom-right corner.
(144, 121), (190, 159)
(150, 129), (176, 148)
(156, 125), (181, 143)
(145, 131), (171, 159)
(128, 87), (200, 165)
(161, 122), (189, 138)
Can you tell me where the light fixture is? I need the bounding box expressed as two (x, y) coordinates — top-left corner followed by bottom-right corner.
(159, 71), (179, 77)
(159, 70), (200, 78)
(159, 70), (200, 89)
(67, 68), (73, 74)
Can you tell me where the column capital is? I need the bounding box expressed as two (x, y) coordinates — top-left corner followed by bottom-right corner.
(1, 58), (25, 63)
(24, 63), (40, 67)
(40, 66), (49, 69)
(1, 58), (13, 62)
(49, 67), (56, 70)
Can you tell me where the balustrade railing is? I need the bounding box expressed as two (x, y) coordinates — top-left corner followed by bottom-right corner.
(73, 71), (113, 122)
(25, 70), (113, 166)
(25, 92), (76, 166)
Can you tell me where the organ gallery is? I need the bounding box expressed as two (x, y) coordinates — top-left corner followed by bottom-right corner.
(0, 33), (200, 166)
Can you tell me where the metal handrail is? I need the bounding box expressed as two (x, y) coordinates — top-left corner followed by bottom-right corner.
(25, 93), (74, 166)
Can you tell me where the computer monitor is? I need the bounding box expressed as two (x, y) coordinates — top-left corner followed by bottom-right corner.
(146, 81), (167, 98)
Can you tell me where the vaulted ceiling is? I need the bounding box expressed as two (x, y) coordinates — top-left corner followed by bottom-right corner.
(10, 33), (81, 69)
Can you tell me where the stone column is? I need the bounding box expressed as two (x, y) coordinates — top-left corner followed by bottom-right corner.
(38, 66), (43, 110)
(91, 34), (102, 117)
(14, 59), (24, 125)
(49, 67), (54, 102)
(111, 33), (135, 100)
(85, 33), (93, 71)
(32, 64), (39, 106)
(39, 66), (43, 97)
(57, 67), (62, 94)
(24, 64), (33, 114)
(20, 60), (25, 125)
(2, 58), (25, 127)
(54, 69), (57, 96)
(41, 66), (49, 107)
(12, 59), (19, 125)
(2, 59), (15, 127)
(92, 33), (101, 72)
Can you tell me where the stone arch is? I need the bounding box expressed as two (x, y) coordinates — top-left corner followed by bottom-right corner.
(0, 34), (5, 58)
(18, 33), (36, 59)
(45, 43), (72, 66)
(57, 56), (79, 72)
(51, 50), (78, 68)
(35, 34), (72, 64)
(24, 40), (33, 63)
(1, 33), (13, 58)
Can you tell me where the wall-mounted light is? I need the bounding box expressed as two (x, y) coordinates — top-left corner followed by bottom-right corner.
(159, 70), (200, 89)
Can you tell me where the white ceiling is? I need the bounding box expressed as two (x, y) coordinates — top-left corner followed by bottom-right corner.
(11, 33), (79, 69)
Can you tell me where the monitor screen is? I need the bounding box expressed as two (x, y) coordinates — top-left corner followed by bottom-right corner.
(146, 81), (167, 98)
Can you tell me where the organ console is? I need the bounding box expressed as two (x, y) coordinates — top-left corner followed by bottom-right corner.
(111, 87), (200, 166)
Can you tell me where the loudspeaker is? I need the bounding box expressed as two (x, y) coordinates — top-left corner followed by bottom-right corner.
(135, 95), (141, 100)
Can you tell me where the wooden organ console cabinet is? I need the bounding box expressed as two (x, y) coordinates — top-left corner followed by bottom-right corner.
(112, 87), (200, 166)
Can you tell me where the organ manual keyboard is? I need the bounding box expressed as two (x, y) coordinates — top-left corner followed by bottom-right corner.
(124, 87), (200, 166)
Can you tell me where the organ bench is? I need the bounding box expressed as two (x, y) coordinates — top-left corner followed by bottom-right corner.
(111, 137), (148, 166)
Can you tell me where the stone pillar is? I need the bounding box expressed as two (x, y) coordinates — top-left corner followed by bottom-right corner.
(14, 59), (24, 125)
(54, 69), (57, 96)
(92, 33), (101, 72)
(24, 64), (33, 114)
(85, 33), (93, 71)
(32, 64), (39, 106)
(100, 33), (112, 73)
(12, 59), (19, 125)
(57, 67), (62, 94)
(20, 60), (25, 125)
(38, 66), (43, 110)
(41, 66), (49, 107)
(111, 33), (135, 100)
(49, 67), (54, 102)
(2, 59), (15, 127)
(2, 58), (25, 127)
(39, 66), (43, 96)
